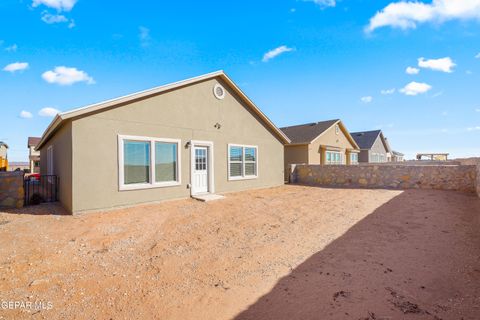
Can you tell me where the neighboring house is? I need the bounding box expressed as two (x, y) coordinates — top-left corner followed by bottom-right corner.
(36, 71), (290, 214)
(28, 137), (41, 173)
(416, 153), (449, 161)
(392, 150), (404, 162)
(9, 162), (29, 172)
(0, 141), (8, 171)
(281, 119), (360, 176)
(351, 130), (391, 163)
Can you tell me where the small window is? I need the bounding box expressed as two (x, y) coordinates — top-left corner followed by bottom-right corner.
(228, 144), (258, 180)
(335, 125), (339, 135)
(119, 135), (181, 190)
(350, 153), (358, 164)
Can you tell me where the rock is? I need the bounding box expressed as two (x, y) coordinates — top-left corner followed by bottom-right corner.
(29, 279), (49, 286)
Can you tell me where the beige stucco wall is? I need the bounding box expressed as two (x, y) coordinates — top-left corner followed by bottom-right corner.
(284, 144), (309, 181)
(68, 78), (284, 213)
(39, 121), (73, 212)
(310, 124), (356, 164)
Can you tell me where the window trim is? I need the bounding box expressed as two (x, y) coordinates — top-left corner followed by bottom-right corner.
(227, 144), (258, 181)
(118, 135), (181, 191)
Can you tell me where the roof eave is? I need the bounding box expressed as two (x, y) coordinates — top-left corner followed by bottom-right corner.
(35, 70), (290, 149)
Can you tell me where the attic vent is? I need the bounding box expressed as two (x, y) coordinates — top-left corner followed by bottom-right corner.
(213, 84), (226, 100)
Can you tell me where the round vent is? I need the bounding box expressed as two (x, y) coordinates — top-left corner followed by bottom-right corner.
(213, 84), (226, 100)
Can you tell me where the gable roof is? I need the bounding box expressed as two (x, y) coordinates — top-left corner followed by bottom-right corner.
(280, 119), (359, 149)
(392, 150), (404, 156)
(36, 71), (290, 149)
(0, 141), (8, 149)
(351, 130), (390, 152)
(28, 137), (41, 148)
(280, 120), (340, 144)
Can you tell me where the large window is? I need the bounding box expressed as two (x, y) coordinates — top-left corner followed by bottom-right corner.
(325, 151), (343, 165)
(119, 135), (181, 190)
(228, 144), (258, 180)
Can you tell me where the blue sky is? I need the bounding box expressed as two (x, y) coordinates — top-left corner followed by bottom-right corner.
(1, 0), (479, 161)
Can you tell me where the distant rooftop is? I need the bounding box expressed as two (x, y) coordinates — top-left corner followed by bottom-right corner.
(350, 130), (382, 150)
(28, 137), (41, 147)
(280, 119), (339, 144)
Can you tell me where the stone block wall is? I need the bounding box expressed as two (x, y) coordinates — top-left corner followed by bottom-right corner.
(291, 164), (478, 194)
(0, 171), (24, 209)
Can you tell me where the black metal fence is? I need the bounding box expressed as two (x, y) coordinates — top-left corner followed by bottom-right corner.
(24, 175), (59, 206)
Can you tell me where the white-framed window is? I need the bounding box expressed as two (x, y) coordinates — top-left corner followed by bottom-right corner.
(228, 144), (258, 180)
(335, 124), (340, 135)
(118, 135), (181, 190)
(350, 153), (358, 164)
(326, 151), (343, 165)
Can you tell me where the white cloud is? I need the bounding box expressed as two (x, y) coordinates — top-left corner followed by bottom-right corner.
(3, 62), (29, 73)
(5, 44), (17, 52)
(366, 0), (480, 33)
(441, 111), (448, 116)
(42, 66), (95, 85)
(467, 126), (480, 131)
(262, 45), (295, 62)
(304, 0), (336, 9)
(41, 12), (68, 23)
(139, 26), (151, 47)
(19, 110), (33, 119)
(475, 108), (480, 112)
(475, 52), (480, 59)
(381, 88), (396, 95)
(418, 57), (456, 73)
(399, 81), (432, 96)
(406, 66), (419, 74)
(360, 96), (373, 103)
(38, 107), (60, 117)
(32, 0), (77, 11)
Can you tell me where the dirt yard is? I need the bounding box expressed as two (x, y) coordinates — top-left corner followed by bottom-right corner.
(0, 185), (479, 320)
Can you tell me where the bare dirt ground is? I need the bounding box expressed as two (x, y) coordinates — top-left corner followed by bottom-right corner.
(0, 185), (479, 320)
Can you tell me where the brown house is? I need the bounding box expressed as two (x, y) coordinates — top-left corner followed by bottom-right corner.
(280, 120), (360, 176)
(36, 71), (290, 214)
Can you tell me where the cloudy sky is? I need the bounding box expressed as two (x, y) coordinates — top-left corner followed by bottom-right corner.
(1, 0), (479, 161)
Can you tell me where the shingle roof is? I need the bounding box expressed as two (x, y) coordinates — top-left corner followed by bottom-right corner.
(280, 119), (339, 144)
(350, 130), (382, 149)
(28, 137), (41, 147)
(392, 150), (404, 156)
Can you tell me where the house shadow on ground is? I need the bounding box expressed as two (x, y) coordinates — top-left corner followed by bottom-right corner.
(233, 189), (480, 320)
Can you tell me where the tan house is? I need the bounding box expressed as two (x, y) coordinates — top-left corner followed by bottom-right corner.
(280, 120), (360, 176)
(28, 137), (41, 173)
(351, 130), (391, 163)
(36, 71), (290, 214)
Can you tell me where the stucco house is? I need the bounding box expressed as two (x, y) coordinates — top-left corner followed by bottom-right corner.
(351, 130), (391, 163)
(0, 141), (8, 171)
(280, 120), (360, 177)
(391, 150), (404, 162)
(28, 137), (41, 173)
(36, 71), (290, 214)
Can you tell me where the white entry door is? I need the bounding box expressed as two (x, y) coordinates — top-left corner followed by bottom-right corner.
(193, 146), (209, 194)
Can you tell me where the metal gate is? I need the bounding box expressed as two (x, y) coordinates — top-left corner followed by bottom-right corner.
(24, 175), (59, 205)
